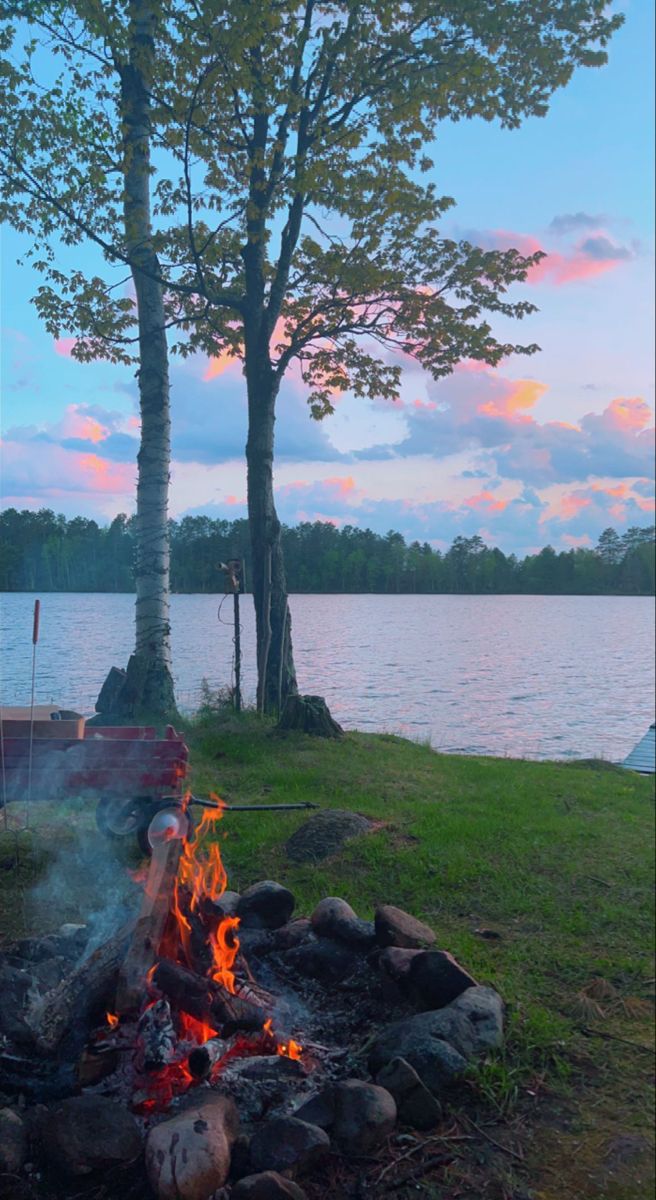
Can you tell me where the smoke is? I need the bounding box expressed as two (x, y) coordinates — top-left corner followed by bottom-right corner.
(28, 823), (142, 959)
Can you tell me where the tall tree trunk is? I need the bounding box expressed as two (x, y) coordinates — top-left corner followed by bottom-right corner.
(117, 0), (175, 715)
(245, 356), (297, 715)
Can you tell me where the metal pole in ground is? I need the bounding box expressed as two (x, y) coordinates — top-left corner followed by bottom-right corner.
(233, 588), (241, 713)
(26, 598), (40, 829)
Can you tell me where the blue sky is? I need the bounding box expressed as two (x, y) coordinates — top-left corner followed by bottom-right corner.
(1, 2), (653, 556)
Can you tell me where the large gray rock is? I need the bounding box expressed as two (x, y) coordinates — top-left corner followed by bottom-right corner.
(310, 897), (376, 948)
(331, 1081), (397, 1151)
(232, 1172), (308, 1199)
(374, 905), (436, 949)
(249, 1117), (329, 1176)
(406, 951), (477, 1009)
(375, 1058), (442, 1131)
(0, 1107), (27, 1174)
(295, 1080), (397, 1152)
(285, 810), (371, 864)
(369, 1025), (467, 1095)
(368, 986), (504, 1094)
(237, 882), (296, 930)
(43, 1095), (142, 1176)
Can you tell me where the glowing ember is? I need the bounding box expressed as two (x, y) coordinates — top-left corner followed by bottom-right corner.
(105, 1011), (119, 1030)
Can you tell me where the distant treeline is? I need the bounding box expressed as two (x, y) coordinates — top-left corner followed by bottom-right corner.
(0, 508), (654, 595)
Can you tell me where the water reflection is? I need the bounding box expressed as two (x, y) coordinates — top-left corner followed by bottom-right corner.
(0, 592), (653, 762)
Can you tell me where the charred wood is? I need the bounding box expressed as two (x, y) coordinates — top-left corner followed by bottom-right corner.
(0, 1049), (79, 1101)
(152, 959), (264, 1036)
(187, 1036), (227, 1080)
(137, 998), (176, 1071)
(28, 921), (133, 1056)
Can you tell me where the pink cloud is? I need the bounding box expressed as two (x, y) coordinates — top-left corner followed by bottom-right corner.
(323, 475), (356, 497)
(602, 397), (653, 432)
(203, 348), (239, 382)
(464, 490), (509, 513)
(477, 378), (547, 422)
(59, 405), (109, 444)
(54, 337), (78, 357)
(555, 493), (592, 520)
(482, 230), (633, 287)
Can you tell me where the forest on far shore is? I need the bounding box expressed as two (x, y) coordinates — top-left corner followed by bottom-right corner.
(0, 508), (654, 596)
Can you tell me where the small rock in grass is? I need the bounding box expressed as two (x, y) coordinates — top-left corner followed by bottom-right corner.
(374, 904), (436, 950)
(285, 810), (371, 864)
(375, 1058), (442, 1130)
(0, 1107), (27, 1174)
(232, 1171), (308, 1199)
(237, 882), (295, 930)
(249, 1118), (329, 1175)
(310, 897), (376, 948)
(296, 1081), (396, 1152)
(43, 1095), (142, 1176)
(406, 950), (477, 1009)
(282, 939), (360, 984)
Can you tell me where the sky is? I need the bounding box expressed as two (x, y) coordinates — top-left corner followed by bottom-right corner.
(1, 3), (654, 558)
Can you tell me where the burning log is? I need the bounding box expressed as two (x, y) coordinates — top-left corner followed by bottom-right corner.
(115, 814), (187, 1014)
(152, 959), (265, 1036)
(28, 920), (134, 1055)
(138, 998), (176, 1071)
(187, 1036), (227, 1080)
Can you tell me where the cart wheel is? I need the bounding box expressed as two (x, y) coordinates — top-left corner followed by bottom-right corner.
(96, 796), (150, 840)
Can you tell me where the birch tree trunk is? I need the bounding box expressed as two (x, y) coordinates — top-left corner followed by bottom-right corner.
(112, 0), (175, 715)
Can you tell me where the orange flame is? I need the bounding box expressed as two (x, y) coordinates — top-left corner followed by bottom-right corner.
(165, 796), (242, 995)
(262, 1017), (302, 1061)
(177, 1011), (218, 1044)
(209, 916), (240, 993)
(106, 1012), (119, 1030)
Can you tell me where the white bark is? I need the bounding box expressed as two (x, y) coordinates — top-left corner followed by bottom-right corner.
(120, 0), (175, 711)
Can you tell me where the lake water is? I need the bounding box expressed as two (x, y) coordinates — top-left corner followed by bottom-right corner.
(1, 592), (654, 762)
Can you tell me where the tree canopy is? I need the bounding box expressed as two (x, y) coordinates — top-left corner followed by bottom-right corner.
(2, 508), (653, 597)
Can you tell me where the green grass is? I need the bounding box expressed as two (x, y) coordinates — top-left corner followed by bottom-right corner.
(1, 715), (653, 1198)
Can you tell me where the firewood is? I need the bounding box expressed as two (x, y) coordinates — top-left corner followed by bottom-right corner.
(137, 998), (176, 1071)
(115, 827), (185, 1014)
(152, 959), (264, 1035)
(187, 1036), (227, 1080)
(27, 921), (134, 1055)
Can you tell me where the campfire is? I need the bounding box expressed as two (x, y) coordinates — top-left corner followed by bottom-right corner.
(0, 797), (504, 1199)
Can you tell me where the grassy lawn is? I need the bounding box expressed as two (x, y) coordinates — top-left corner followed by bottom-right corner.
(1, 715), (653, 1198)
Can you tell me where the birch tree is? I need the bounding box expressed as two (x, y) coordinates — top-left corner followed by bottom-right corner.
(0, 0), (177, 714)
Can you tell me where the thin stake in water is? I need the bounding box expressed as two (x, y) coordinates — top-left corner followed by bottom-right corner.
(26, 598), (40, 829)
